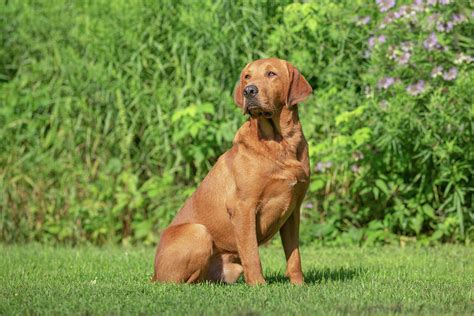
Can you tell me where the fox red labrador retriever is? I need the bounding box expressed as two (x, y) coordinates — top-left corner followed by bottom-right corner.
(152, 58), (312, 285)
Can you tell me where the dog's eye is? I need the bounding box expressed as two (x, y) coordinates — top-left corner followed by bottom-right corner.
(267, 71), (277, 77)
(244, 74), (251, 80)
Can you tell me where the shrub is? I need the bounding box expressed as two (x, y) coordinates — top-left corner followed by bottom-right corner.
(0, 0), (283, 244)
(298, 0), (474, 245)
(0, 0), (472, 245)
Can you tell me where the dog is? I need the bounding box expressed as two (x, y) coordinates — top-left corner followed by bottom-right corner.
(152, 58), (312, 285)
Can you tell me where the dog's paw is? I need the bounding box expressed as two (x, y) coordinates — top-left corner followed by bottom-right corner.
(247, 276), (267, 286)
(288, 273), (305, 285)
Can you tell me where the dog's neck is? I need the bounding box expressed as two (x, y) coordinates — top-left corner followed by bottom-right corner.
(254, 106), (302, 142)
(235, 105), (306, 162)
(234, 105), (308, 169)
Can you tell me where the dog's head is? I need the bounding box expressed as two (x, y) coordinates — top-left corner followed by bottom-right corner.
(233, 58), (312, 118)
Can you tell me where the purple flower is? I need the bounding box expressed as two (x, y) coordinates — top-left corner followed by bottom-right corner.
(368, 36), (376, 47)
(381, 12), (398, 28)
(436, 22), (445, 32)
(442, 67), (457, 81)
(357, 16), (371, 25)
(315, 162), (324, 172)
(351, 165), (360, 173)
(431, 66), (443, 78)
(412, 0), (425, 12)
(377, 0), (396, 12)
(423, 32), (441, 51)
(439, 0), (450, 4)
(406, 80), (426, 96)
(397, 52), (411, 65)
(397, 5), (407, 17)
(315, 161), (333, 172)
(304, 202), (314, 209)
(401, 41), (413, 52)
(454, 53), (474, 64)
(427, 14), (440, 26)
(452, 14), (466, 25)
(377, 77), (396, 89)
(437, 21), (453, 32)
(368, 35), (386, 48)
(396, 5), (416, 19)
(445, 21), (454, 32)
(427, 0), (437, 5)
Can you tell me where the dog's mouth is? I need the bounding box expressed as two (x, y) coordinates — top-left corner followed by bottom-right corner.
(245, 103), (273, 118)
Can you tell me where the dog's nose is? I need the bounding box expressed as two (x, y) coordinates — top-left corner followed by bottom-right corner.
(243, 85), (258, 98)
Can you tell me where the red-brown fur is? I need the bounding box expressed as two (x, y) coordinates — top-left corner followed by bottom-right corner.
(152, 58), (313, 285)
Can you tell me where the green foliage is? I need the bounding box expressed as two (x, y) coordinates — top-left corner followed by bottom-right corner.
(0, 0), (472, 245)
(298, 0), (474, 245)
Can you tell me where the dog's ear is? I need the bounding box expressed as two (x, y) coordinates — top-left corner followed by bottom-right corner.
(233, 78), (244, 109)
(286, 62), (313, 107)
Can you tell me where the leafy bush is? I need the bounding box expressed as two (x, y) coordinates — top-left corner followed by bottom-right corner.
(0, 0), (472, 245)
(0, 0), (281, 244)
(298, 0), (474, 245)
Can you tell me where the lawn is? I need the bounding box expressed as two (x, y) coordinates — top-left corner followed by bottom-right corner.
(0, 244), (472, 315)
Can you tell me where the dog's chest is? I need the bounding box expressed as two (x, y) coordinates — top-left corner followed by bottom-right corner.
(255, 164), (309, 243)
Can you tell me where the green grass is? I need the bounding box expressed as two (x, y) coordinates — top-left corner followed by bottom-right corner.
(0, 245), (472, 315)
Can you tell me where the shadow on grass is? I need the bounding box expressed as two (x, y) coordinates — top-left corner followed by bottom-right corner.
(266, 267), (366, 284)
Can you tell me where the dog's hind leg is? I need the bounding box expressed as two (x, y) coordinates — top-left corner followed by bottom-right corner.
(206, 253), (243, 284)
(152, 223), (213, 283)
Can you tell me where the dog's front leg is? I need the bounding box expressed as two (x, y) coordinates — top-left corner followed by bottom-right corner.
(230, 202), (266, 285)
(280, 210), (304, 285)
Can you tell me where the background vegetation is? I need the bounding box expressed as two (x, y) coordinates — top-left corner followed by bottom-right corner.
(1, 0), (473, 245)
